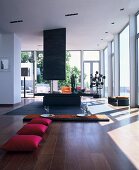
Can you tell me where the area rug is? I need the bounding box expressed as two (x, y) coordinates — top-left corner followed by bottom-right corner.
(5, 101), (83, 115)
(5, 101), (126, 117)
(23, 114), (109, 122)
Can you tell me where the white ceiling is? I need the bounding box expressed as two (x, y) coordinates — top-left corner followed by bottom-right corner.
(0, 0), (139, 51)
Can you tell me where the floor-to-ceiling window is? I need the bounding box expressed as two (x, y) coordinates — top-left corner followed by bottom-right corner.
(83, 51), (100, 92)
(119, 25), (130, 96)
(58, 51), (81, 89)
(104, 48), (108, 97)
(67, 51), (81, 88)
(21, 50), (102, 95)
(21, 51), (51, 97)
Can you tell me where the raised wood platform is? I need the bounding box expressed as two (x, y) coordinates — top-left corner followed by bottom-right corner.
(23, 114), (109, 122)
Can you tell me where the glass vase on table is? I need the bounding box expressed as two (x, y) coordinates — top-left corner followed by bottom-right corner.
(77, 103), (89, 117)
(81, 103), (91, 116)
(41, 106), (52, 118)
(44, 105), (49, 114)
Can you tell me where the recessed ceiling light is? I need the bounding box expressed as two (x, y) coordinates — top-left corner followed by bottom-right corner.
(120, 8), (124, 11)
(105, 32), (108, 34)
(97, 44), (99, 46)
(10, 20), (23, 24)
(101, 39), (103, 41)
(65, 13), (78, 17)
(37, 45), (43, 46)
(111, 22), (115, 25)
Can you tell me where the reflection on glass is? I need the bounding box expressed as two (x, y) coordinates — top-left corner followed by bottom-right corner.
(120, 25), (130, 97)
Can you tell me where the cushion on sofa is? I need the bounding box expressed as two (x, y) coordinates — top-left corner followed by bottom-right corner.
(61, 86), (71, 94)
(17, 124), (48, 136)
(29, 117), (52, 126)
(1, 135), (42, 151)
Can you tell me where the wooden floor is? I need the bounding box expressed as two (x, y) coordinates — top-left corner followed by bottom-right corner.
(0, 98), (139, 170)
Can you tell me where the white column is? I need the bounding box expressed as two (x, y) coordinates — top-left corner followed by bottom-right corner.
(100, 50), (105, 97)
(53, 80), (58, 91)
(81, 50), (84, 89)
(114, 34), (120, 96)
(108, 42), (113, 96)
(0, 33), (21, 104)
(129, 15), (136, 107)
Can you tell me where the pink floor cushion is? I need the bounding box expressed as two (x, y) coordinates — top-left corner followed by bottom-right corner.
(17, 124), (48, 136)
(1, 135), (42, 151)
(29, 117), (52, 126)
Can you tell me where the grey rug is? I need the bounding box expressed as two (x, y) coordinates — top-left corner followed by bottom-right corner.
(5, 101), (128, 116)
(5, 101), (83, 115)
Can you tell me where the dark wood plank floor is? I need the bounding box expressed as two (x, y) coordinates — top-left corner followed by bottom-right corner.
(0, 98), (139, 170)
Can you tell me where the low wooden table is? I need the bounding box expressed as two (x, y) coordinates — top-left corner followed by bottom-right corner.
(23, 114), (109, 122)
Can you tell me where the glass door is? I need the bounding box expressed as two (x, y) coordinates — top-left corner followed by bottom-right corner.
(83, 62), (90, 91)
(21, 51), (34, 98)
(83, 61), (99, 92)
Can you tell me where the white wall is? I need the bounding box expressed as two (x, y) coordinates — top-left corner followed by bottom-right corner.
(0, 33), (21, 104)
(14, 34), (21, 103)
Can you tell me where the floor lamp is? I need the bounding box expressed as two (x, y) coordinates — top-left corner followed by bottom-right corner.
(21, 67), (30, 98)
